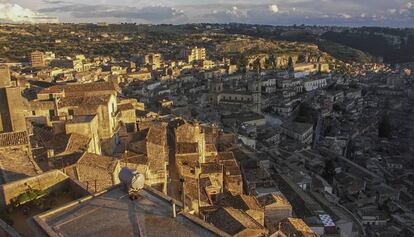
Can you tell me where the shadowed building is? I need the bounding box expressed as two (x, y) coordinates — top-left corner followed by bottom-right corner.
(0, 65), (11, 88)
(205, 207), (267, 237)
(0, 87), (29, 132)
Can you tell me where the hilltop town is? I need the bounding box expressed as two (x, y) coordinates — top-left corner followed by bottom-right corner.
(0, 23), (413, 237)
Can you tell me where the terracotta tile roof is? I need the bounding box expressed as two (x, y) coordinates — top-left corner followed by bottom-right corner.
(44, 133), (70, 153)
(123, 151), (148, 165)
(176, 155), (200, 166)
(239, 195), (263, 211)
(206, 144), (217, 153)
(38, 81), (120, 95)
(281, 218), (316, 237)
(201, 163), (223, 174)
(0, 131), (29, 148)
(30, 100), (55, 110)
(176, 142), (198, 154)
(129, 128), (149, 143)
(218, 152), (241, 176)
(50, 152), (85, 169)
(146, 125), (166, 146)
(44, 133), (90, 155)
(117, 103), (134, 111)
(32, 126), (54, 144)
(184, 177), (210, 203)
(0, 150), (40, 182)
(66, 133), (91, 153)
(218, 152), (235, 161)
(76, 153), (118, 192)
(58, 94), (112, 107)
(78, 153), (117, 173)
(207, 207), (265, 236)
(258, 193), (291, 208)
(215, 193), (262, 211)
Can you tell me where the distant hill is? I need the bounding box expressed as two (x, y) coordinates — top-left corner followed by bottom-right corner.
(317, 40), (373, 64)
(277, 30), (374, 64)
(221, 24), (414, 64)
(322, 28), (414, 63)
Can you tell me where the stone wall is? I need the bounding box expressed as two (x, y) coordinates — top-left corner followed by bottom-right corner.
(0, 170), (69, 207)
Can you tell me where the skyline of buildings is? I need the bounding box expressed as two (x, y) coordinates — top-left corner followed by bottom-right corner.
(0, 23), (413, 237)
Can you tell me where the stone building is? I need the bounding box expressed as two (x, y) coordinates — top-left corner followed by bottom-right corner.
(58, 94), (119, 154)
(206, 207), (268, 237)
(175, 122), (206, 177)
(258, 193), (293, 231)
(0, 87), (29, 132)
(208, 76), (262, 113)
(0, 131), (41, 183)
(175, 122), (247, 215)
(279, 218), (317, 237)
(30, 81), (123, 154)
(218, 152), (243, 195)
(280, 121), (313, 144)
(126, 123), (168, 193)
(0, 65), (11, 88)
(50, 152), (120, 193)
(181, 46), (206, 63)
(30, 51), (46, 68)
(213, 193), (265, 226)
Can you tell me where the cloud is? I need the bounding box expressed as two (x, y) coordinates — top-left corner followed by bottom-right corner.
(269, 4), (279, 13)
(4, 0), (414, 26)
(42, 0), (68, 4)
(39, 4), (187, 23)
(0, 3), (58, 23)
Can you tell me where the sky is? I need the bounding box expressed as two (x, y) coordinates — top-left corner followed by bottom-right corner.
(0, 0), (413, 27)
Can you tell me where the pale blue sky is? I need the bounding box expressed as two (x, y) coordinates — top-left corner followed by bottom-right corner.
(1, 0), (413, 27)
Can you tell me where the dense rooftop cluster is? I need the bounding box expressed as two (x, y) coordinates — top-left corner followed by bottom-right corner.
(0, 23), (413, 237)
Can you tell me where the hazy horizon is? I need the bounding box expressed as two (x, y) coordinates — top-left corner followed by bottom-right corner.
(0, 0), (414, 27)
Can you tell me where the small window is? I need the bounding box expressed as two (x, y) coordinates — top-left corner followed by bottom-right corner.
(49, 94), (53, 100)
(32, 111), (36, 116)
(126, 123), (135, 133)
(49, 109), (55, 119)
(68, 109), (74, 116)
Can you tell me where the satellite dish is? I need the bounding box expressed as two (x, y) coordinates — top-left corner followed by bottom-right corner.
(118, 167), (145, 193)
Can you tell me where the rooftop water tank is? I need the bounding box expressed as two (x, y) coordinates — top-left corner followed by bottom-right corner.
(118, 167), (145, 192)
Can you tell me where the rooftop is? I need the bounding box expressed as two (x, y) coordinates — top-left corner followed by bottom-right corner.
(0, 150), (40, 184)
(66, 115), (96, 124)
(206, 207), (266, 236)
(176, 142), (199, 154)
(257, 193), (291, 208)
(59, 94), (112, 108)
(0, 131), (29, 148)
(33, 187), (226, 237)
(38, 81), (120, 95)
(280, 121), (313, 135)
(282, 217), (316, 236)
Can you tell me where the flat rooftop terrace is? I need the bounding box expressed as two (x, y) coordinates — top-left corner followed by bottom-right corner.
(33, 187), (227, 237)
